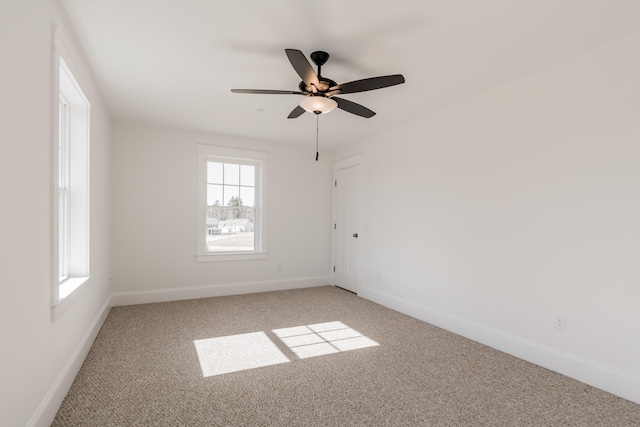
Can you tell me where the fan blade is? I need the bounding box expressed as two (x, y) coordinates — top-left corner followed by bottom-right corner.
(333, 97), (376, 118)
(285, 49), (320, 90)
(329, 74), (405, 95)
(287, 105), (306, 119)
(231, 89), (303, 95)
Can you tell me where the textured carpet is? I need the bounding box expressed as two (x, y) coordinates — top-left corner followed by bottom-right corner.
(53, 286), (640, 426)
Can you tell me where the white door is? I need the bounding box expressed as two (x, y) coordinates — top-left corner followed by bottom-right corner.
(333, 163), (361, 293)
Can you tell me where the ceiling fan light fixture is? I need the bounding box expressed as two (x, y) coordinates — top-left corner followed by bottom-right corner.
(299, 96), (338, 115)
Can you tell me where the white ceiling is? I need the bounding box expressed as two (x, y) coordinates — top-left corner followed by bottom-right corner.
(61, 0), (640, 149)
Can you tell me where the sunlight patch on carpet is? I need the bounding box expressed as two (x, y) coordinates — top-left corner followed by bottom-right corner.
(273, 321), (379, 359)
(194, 332), (290, 377)
(194, 321), (379, 377)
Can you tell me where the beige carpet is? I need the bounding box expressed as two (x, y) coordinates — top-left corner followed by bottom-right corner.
(53, 286), (640, 426)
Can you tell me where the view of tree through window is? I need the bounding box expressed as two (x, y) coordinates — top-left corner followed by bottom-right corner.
(206, 161), (256, 252)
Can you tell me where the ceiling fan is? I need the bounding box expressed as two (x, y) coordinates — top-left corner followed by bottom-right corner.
(231, 49), (405, 118)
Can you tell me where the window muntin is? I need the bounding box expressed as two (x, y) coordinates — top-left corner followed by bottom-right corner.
(197, 145), (268, 261)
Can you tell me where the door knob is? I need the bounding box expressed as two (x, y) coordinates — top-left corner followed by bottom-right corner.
(353, 233), (358, 238)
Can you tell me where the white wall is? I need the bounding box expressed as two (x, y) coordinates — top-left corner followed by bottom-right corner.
(2, 1), (636, 423)
(0, 1), (112, 425)
(111, 123), (332, 302)
(331, 32), (640, 400)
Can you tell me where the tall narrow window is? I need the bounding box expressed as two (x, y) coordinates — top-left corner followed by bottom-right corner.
(197, 145), (268, 261)
(54, 56), (90, 302)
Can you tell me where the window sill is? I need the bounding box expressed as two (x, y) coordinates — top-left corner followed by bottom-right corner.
(59, 276), (89, 299)
(196, 252), (268, 262)
(51, 276), (90, 321)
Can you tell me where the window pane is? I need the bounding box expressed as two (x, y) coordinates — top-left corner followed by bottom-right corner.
(59, 191), (68, 279)
(224, 163), (240, 185)
(207, 162), (223, 184)
(240, 164), (255, 186)
(206, 207), (255, 252)
(58, 101), (64, 186)
(223, 185), (240, 206)
(58, 143), (63, 186)
(240, 186), (255, 207)
(207, 184), (223, 206)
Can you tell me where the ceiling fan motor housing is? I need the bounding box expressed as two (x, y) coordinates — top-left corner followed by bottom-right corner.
(299, 77), (337, 94)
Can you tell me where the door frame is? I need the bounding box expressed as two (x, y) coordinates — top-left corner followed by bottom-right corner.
(331, 154), (365, 292)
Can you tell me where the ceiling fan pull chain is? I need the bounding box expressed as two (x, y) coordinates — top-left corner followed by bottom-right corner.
(316, 113), (319, 161)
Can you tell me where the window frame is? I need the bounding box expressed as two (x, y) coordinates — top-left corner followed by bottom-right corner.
(196, 144), (268, 262)
(51, 29), (91, 310)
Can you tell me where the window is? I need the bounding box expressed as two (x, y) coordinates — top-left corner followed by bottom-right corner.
(53, 55), (90, 304)
(197, 145), (268, 261)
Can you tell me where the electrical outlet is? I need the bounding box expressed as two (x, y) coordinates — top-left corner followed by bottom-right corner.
(555, 315), (567, 330)
(276, 263), (282, 271)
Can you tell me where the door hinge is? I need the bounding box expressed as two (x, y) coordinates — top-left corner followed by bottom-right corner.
(335, 180), (337, 187)
(333, 266), (336, 272)
(334, 223), (336, 229)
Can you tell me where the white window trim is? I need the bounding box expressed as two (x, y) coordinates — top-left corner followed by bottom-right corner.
(196, 144), (268, 262)
(50, 26), (91, 313)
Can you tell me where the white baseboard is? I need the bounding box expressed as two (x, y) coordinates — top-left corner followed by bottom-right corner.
(111, 276), (331, 307)
(359, 285), (640, 405)
(28, 296), (113, 427)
